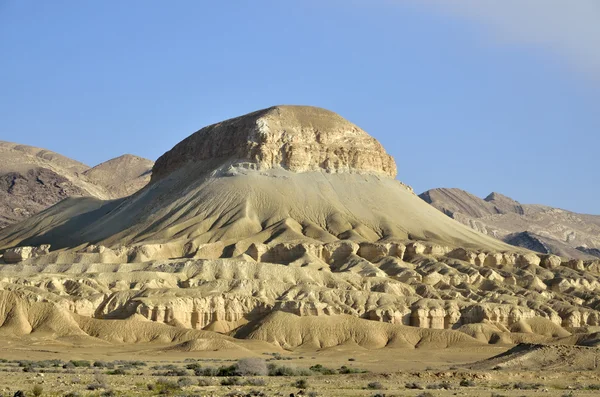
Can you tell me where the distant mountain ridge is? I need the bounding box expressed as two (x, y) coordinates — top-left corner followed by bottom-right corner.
(420, 187), (600, 259)
(0, 141), (153, 229)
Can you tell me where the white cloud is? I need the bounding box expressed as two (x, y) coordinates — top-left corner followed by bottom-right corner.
(413, 0), (600, 81)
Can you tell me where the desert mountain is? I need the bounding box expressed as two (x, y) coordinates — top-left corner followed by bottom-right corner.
(420, 187), (600, 259)
(1, 106), (600, 352)
(0, 141), (153, 229)
(0, 106), (511, 253)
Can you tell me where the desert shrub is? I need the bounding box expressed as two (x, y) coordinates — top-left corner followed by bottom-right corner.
(587, 384), (600, 390)
(114, 360), (146, 367)
(69, 360), (91, 368)
(491, 394), (507, 397)
(561, 393), (575, 397)
(185, 362), (202, 372)
(153, 378), (181, 395)
(460, 379), (476, 387)
(236, 358), (268, 376)
(266, 353), (293, 361)
(177, 377), (195, 387)
(200, 366), (218, 377)
(100, 391), (115, 397)
(197, 378), (214, 387)
(152, 368), (188, 377)
(308, 392), (318, 397)
(216, 365), (238, 377)
(106, 368), (127, 375)
(151, 364), (178, 370)
(367, 381), (384, 390)
(309, 364), (336, 375)
(405, 382), (424, 390)
(221, 377), (244, 386)
(267, 363), (315, 376)
(427, 381), (453, 390)
(32, 385), (43, 397)
(294, 379), (309, 389)
(338, 365), (367, 374)
(246, 378), (267, 386)
(416, 393), (435, 397)
(64, 393), (81, 397)
(513, 382), (544, 390)
(87, 372), (109, 391)
(93, 361), (111, 368)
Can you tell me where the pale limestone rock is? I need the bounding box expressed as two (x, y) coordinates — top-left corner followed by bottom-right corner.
(3, 245), (51, 263)
(152, 106), (398, 182)
(475, 252), (487, 266)
(483, 252), (504, 268)
(565, 259), (585, 271)
(357, 242), (390, 263)
(446, 248), (477, 264)
(193, 242), (226, 260)
(501, 253), (517, 266)
(541, 254), (562, 269)
(3, 246), (34, 263)
(424, 243), (450, 256)
(516, 253), (541, 268)
(404, 242), (426, 259)
(322, 241), (360, 265)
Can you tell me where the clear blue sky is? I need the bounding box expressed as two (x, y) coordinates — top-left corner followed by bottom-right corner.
(1, 1), (599, 214)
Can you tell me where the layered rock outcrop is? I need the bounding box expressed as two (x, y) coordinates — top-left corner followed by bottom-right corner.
(152, 106), (397, 181)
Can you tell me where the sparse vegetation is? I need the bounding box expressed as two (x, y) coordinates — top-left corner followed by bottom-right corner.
(236, 357), (268, 376)
(460, 378), (476, 387)
(246, 378), (267, 386)
(427, 381), (453, 390)
(294, 378), (309, 389)
(367, 381), (384, 390)
(32, 385), (43, 397)
(512, 381), (544, 390)
(220, 376), (245, 386)
(405, 382), (424, 390)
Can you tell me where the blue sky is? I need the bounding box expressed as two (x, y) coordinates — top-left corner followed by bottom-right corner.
(1, 1), (599, 213)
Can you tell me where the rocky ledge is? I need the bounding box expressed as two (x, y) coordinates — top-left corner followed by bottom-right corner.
(151, 105), (397, 181)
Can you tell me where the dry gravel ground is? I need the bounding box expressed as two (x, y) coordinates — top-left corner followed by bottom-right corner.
(0, 343), (599, 396)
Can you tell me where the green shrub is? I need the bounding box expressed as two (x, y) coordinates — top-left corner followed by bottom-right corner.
(216, 365), (238, 377)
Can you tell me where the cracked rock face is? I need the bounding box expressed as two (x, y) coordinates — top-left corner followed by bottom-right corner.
(151, 105), (397, 181)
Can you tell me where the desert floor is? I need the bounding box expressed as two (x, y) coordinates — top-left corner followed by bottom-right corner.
(1, 339), (599, 397)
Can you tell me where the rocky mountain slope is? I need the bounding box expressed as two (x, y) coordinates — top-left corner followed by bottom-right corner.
(0, 106), (599, 352)
(420, 188), (600, 260)
(0, 141), (153, 229)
